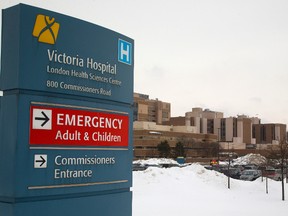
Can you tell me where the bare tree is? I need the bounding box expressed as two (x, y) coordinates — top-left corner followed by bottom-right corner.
(266, 137), (288, 201)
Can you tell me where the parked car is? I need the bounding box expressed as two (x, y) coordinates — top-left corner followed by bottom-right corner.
(243, 164), (258, 170)
(132, 163), (148, 171)
(240, 169), (261, 181)
(228, 167), (243, 179)
(220, 167), (242, 179)
(263, 169), (286, 181)
(204, 165), (213, 170)
(160, 163), (180, 168)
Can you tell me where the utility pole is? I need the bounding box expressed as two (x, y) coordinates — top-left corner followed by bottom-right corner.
(227, 141), (232, 189)
(217, 128), (221, 164)
(228, 155), (231, 189)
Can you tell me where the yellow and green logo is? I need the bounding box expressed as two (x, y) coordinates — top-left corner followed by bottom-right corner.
(32, 14), (60, 44)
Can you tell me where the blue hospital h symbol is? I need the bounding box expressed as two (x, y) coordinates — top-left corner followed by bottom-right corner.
(118, 39), (132, 65)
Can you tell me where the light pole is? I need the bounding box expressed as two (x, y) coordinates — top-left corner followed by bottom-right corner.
(217, 128), (221, 164)
(227, 141), (233, 189)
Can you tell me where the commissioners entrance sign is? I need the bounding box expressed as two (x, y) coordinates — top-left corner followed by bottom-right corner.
(0, 4), (133, 216)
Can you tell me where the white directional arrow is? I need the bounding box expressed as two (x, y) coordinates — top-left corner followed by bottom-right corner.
(34, 154), (47, 168)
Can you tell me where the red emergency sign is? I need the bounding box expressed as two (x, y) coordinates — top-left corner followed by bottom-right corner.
(29, 105), (129, 147)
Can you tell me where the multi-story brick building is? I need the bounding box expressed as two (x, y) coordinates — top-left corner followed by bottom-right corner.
(253, 123), (287, 144)
(185, 108), (224, 134)
(133, 93), (170, 124)
(133, 94), (287, 159)
(133, 121), (217, 161)
(181, 108), (286, 150)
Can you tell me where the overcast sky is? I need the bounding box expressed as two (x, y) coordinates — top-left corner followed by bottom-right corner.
(1, 0), (288, 126)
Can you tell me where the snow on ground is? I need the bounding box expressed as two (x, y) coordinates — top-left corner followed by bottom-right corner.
(133, 158), (179, 165)
(132, 157), (288, 216)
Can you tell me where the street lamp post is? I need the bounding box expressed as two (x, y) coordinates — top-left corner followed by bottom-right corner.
(217, 128), (221, 164)
(228, 153), (232, 189)
(227, 141), (233, 189)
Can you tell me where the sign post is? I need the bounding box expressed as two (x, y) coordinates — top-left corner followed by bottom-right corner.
(0, 4), (133, 216)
